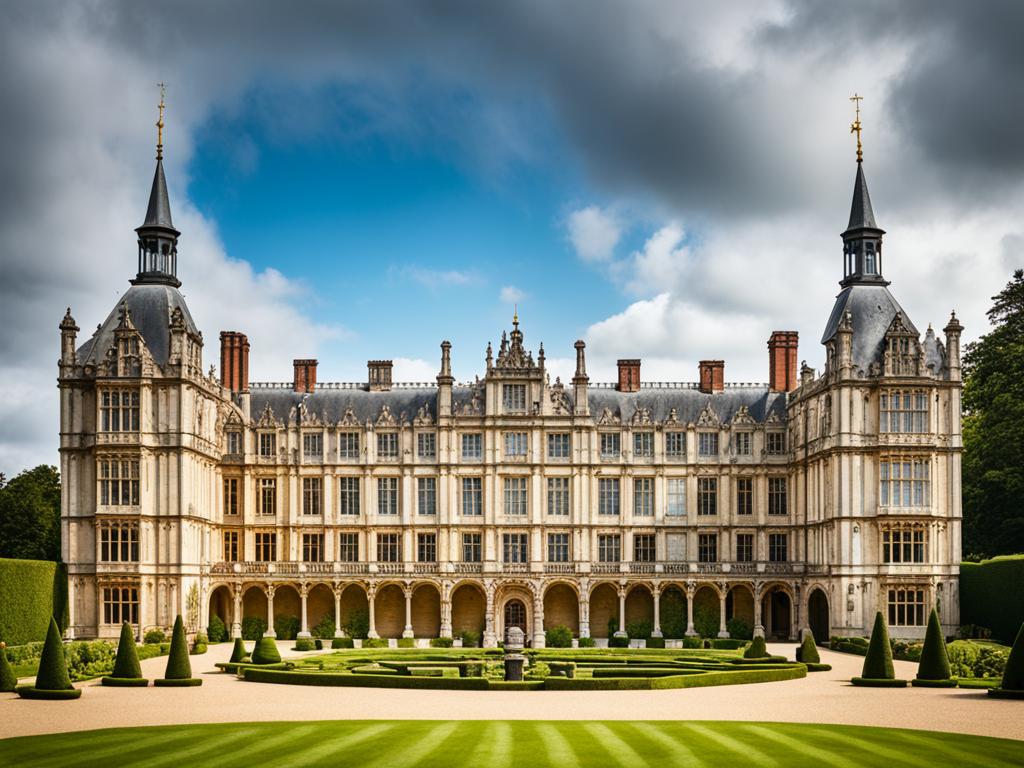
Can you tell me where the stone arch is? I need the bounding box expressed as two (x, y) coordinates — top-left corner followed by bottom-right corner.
(658, 584), (689, 639)
(808, 587), (830, 643)
(543, 582), (579, 635)
(375, 583), (406, 639)
(208, 584), (233, 632)
(625, 583), (654, 634)
(726, 584), (756, 634)
(760, 583), (795, 640)
(307, 583), (334, 636)
(692, 584), (720, 638)
(411, 582), (441, 638)
(495, 582), (536, 642)
(451, 581), (486, 642)
(272, 583), (301, 639)
(588, 582), (618, 639)
(241, 584), (267, 625)
(339, 582), (369, 638)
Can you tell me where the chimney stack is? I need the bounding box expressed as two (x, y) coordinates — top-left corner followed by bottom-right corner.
(616, 359), (641, 393)
(220, 331), (250, 393)
(767, 331), (799, 392)
(698, 360), (724, 393)
(368, 360), (393, 392)
(293, 359), (318, 394)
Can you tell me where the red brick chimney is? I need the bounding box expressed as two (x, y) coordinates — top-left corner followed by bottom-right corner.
(616, 359), (641, 393)
(368, 360), (393, 392)
(767, 331), (799, 392)
(219, 331), (250, 393)
(698, 360), (724, 393)
(293, 359), (318, 394)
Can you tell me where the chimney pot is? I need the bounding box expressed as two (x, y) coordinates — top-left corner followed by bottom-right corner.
(767, 331), (799, 392)
(698, 360), (725, 393)
(293, 358), (318, 394)
(219, 331), (250, 393)
(368, 360), (393, 391)
(616, 359), (641, 393)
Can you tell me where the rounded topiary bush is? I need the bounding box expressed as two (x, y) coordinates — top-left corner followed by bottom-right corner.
(797, 633), (820, 664)
(852, 612), (906, 687)
(251, 636), (282, 665)
(154, 615), (201, 687)
(144, 628), (166, 645)
(102, 621), (147, 687)
(207, 615), (228, 643)
(17, 617), (81, 699)
(229, 637), (249, 664)
(989, 622), (1024, 698)
(545, 625), (573, 648)
(744, 636), (768, 659)
(913, 608), (953, 687)
(0, 641), (18, 692)
(293, 638), (316, 652)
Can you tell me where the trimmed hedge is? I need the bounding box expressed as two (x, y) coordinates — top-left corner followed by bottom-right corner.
(293, 638), (316, 652)
(430, 638), (454, 648)
(18, 617), (80, 699)
(229, 638), (249, 664)
(961, 556), (1024, 644)
(106, 622), (144, 682)
(156, 615), (200, 686)
(243, 668), (491, 690)
(850, 677), (908, 688)
(332, 638), (354, 649)
(861, 612), (896, 680)
(0, 558), (68, 646)
(916, 608), (951, 682)
(215, 661), (292, 673)
(99, 676), (148, 687)
(0, 642), (17, 691)
(545, 625), (573, 648)
(797, 634), (820, 664)
(743, 636), (768, 659)
(251, 637), (283, 665)
(991, 621), (1024, 697)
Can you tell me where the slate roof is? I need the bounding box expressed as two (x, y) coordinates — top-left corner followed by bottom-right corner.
(820, 284), (919, 374)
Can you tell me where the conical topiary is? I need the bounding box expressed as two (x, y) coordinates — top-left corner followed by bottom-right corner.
(0, 642), (18, 692)
(989, 622), (1024, 698)
(743, 635), (768, 659)
(154, 615), (202, 687)
(229, 637), (249, 664)
(251, 636), (282, 665)
(16, 617), (81, 699)
(913, 608), (954, 687)
(102, 622), (148, 687)
(852, 611), (906, 687)
(799, 633), (820, 664)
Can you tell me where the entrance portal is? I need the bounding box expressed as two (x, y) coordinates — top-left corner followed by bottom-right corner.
(504, 599), (527, 635)
(808, 589), (830, 643)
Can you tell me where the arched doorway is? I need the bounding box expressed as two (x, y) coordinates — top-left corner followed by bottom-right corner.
(451, 582), (485, 643)
(588, 583), (618, 638)
(762, 587), (792, 640)
(411, 583), (441, 638)
(808, 588), (830, 643)
(208, 585), (233, 636)
(504, 599), (527, 634)
(543, 583), (579, 635)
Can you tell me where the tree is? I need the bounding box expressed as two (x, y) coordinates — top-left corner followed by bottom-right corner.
(0, 465), (61, 561)
(963, 269), (1024, 558)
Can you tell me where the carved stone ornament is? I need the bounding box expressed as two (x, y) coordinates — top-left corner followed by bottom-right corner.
(413, 404), (434, 426)
(255, 401), (282, 428)
(665, 407), (679, 425)
(597, 407), (621, 426)
(549, 382), (571, 415)
(630, 406), (653, 425)
(338, 405), (360, 427)
(696, 402), (720, 427)
(376, 404), (397, 427)
(731, 405), (755, 426)
(298, 401), (324, 427)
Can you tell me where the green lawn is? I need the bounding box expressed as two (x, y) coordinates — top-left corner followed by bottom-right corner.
(1, 720), (1021, 767)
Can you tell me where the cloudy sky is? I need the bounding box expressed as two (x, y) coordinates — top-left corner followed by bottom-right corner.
(1, 0), (1022, 476)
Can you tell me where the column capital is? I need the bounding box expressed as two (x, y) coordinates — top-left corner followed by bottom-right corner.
(265, 584), (276, 599)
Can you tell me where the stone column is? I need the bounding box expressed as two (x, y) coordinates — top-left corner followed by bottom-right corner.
(651, 584), (663, 639)
(717, 583), (730, 638)
(231, 583), (243, 639)
(264, 584), (277, 637)
(332, 584), (344, 638)
(533, 591), (546, 648)
(614, 585), (628, 638)
(483, 580), (496, 647)
(298, 583), (311, 639)
(440, 580), (453, 639)
(685, 582), (697, 637)
(402, 585), (415, 639)
(753, 581), (764, 637)
(367, 584), (379, 639)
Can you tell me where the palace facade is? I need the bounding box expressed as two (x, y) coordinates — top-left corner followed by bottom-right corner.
(58, 132), (963, 645)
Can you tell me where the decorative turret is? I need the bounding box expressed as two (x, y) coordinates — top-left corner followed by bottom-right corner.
(437, 340), (454, 418)
(943, 311), (964, 382)
(572, 340), (589, 416)
(840, 95), (887, 288)
(59, 308), (79, 367)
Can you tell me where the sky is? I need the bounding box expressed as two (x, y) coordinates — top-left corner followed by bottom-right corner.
(1, 0), (1023, 476)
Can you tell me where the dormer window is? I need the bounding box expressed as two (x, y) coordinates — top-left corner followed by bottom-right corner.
(502, 384), (526, 413)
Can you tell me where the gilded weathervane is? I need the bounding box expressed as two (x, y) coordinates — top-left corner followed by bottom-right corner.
(156, 82), (166, 159)
(850, 92), (863, 162)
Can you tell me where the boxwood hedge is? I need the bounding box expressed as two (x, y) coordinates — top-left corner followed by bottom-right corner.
(961, 556), (1024, 644)
(0, 558), (68, 646)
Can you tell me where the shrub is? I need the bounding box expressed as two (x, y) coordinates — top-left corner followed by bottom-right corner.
(144, 629), (166, 645)
(229, 637), (249, 664)
(710, 638), (747, 650)
(430, 638), (454, 648)
(33, 617), (74, 691)
(798, 633), (820, 665)
(293, 638), (316, 652)
(0, 642), (17, 691)
(860, 612), (896, 680)
(744, 636), (768, 659)
(191, 644), (208, 655)
(915, 608), (951, 682)
(545, 625), (573, 648)
(682, 636), (703, 649)
(0, 558), (68, 646)
(549, 661), (576, 678)
(578, 636), (596, 648)
(241, 617), (268, 641)
(961, 556), (1024, 644)
(526, 660), (551, 679)
(693, 604), (719, 639)
(460, 629), (481, 648)
(659, 588), (687, 639)
(315, 639), (323, 650)
(626, 620), (653, 640)
(207, 615), (228, 643)
(311, 613), (336, 640)
(607, 617), (620, 638)
(646, 637), (665, 649)
(251, 637), (282, 665)
(332, 637), (354, 649)
(242, 667), (491, 690)
(342, 609), (370, 640)
(397, 638), (415, 648)
(362, 638), (387, 649)
(109, 622), (143, 679)
(159, 615), (194, 681)
(726, 617), (753, 641)
(608, 635), (629, 648)
(274, 615), (300, 641)
(998, 622), (1024, 691)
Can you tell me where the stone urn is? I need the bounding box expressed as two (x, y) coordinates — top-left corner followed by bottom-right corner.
(504, 626), (526, 681)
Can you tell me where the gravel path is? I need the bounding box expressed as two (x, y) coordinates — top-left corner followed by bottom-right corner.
(2, 641), (1021, 741)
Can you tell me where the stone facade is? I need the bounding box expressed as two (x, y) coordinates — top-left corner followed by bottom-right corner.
(58, 145), (962, 645)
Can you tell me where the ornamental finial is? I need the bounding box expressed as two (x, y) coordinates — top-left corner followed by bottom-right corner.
(850, 93), (863, 163)
(156, 82), (166, 159)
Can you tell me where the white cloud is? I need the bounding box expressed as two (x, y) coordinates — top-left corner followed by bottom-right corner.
(499, 285), (526, 304)
(394, 265), (480, 289)
(567, 206), (622, 263)
(392, 357), (438, 382)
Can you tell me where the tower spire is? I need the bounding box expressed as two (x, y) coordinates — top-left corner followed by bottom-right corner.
(839, 94), (887, 288)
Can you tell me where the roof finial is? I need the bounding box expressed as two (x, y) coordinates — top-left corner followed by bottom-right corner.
(513, 304), (519, 328)
(849, 93), (863, 163)
(156, 82), (166, 160)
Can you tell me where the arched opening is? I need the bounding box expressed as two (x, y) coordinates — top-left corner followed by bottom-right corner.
(588, 583), (618, 638)
(808, 588), (830, 643)
(543, 583), (579, 636)
(307, 584), (335, 637)
(273, 584), (301, 640)
(411, 583), (441, 638)
(338, 583), (369, 638)
(208, 585), (232, 635)
(726, 585), (755, 638)
(761, 587), (793, 640)
(504, 599), (527, 634)
(659, 586), (688, 639)
(625, 585), (654, 637)
(451, 583), (485, 643)
(692, 585), (720, 638)
(241, 585), (268, 639)
(375, 584), (405, 639)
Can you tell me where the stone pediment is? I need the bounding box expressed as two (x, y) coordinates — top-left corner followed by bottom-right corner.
(696, 402), (720, 427)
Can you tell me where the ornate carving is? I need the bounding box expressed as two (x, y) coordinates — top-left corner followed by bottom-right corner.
(338, 406), (360, 427)
(696, 402), (720, 427)
(549, 379), (571, 415)
(731, 405), (755, 426)
(597, 407), (620, 425)
(413, 404), (434, 426)
(665, 407), (679, 425)
(255, 401), (282, 428)
(376, 404), (397, 427)
(630, 406), (652, 425)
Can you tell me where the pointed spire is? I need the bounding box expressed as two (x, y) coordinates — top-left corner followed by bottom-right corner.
(846, 161), (878, 232)
(143, 158), (175, 231)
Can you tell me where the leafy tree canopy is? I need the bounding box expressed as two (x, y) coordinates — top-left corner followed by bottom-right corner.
(0, 465), (61, 561)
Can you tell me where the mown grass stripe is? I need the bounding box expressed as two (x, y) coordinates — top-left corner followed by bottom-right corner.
(364, 720), (460, 768)
(898, 730), (1021, 768)
(145, 726), (261, 767)
(684, 723), (780, 767)
(583, 723), (648, 767)
(535, 723), (582, 768)
(275, 723), (394, 767)
(742, 724), (857, 768)
(466, 721), (513, 768)
(802, 726), (936, 768)
(31, 726), (204, 768)
(628, 722), (705, 766)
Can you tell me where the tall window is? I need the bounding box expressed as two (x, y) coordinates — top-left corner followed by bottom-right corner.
(226, 431), (242, 455)
(736, 533), (753, 562)
(734, 432), (752, 456)
(502, 533), (528, 563)
(302, 477), (322, 516)
(547, 477), (569, 516)
(462, 533), (482, 562)
(600, 433), (621, 458)
(633, 432), (654, 458)
(259, 478), (276, 515)
(223, 478), (240, 515)
(736, 477), (753, 515)
(99, 458), (140, 506)
(100, 524), (139, 562)
(100, 389), (140, 432)
(377, 432), (399, 459)
(302, 433), (323, 459)
(102, 586), (138, 625)
(502, 384), (527, 413)
(462, 433), (483, 460)
(766, 432), (786, 455)
(548, 533), (569, 562)
(462, 477), (482, 516)
(666, 478), (686, 516)
(417, 432), (436, 459)
(338, 432), (360, 459)
(377, 533), (400, 562)
(417, 477), (437, 515)
(768, 533), (788, 562)
(504, 432), (528, 457)
(634, 477), (654, 516)
(302, 533), (324, 562)
(548, 433), (570, 459)
(255, 532), (276, 561)
(634, 533), (656, 562)
(768, 478), (788, 516)
(338, 533), (359, 562)
(880, 459), (930, 507)
(504, 477), (528, 516)
(338, 477), (360, 515)
(598, 478), (620, 516)
(881, 391), (929, 434)
(888, 588), (925, 627)
(222, 530), (239, 562)
(666, 432), (685, 459)
(377, 478), (399, 515)
(598, 534), (621, 562)
(258, 432), (276, 458)
(698, 533), (718, 563)
(883, 529), (927, 563)
(698, 432), (719, 457)
(697, 477), (717, 516)
(417, 533), (437, 562)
